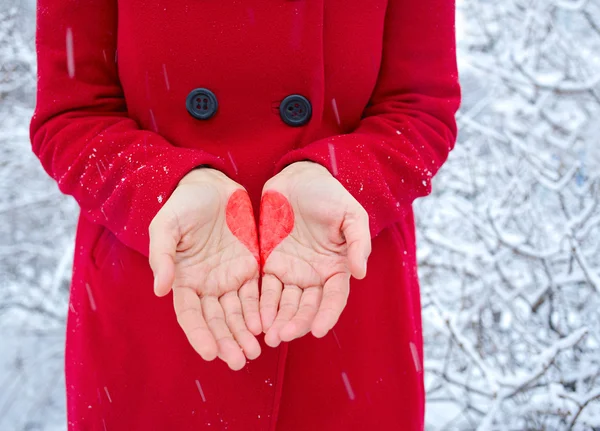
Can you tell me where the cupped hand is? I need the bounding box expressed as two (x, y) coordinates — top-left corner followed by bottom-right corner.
(259, 161), (372, 347)
(149, 167), (262, 371)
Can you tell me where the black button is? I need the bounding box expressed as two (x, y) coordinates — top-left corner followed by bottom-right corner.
(280, 94), (312, 127)
(186, 88), (218, 120)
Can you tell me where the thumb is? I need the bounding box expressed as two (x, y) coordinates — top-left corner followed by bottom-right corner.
(341, 207), (371, 280)
(148, 213), (178, 297)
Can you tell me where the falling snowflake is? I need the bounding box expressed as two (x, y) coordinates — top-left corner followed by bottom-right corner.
(328, 143), (338, 176)
(341, 372), (355, 401)
(66, 27), (75, 78)
(195, 379), (206, 402)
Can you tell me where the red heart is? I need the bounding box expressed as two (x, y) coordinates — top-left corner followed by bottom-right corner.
(259, 190), (294, 267)
(225, 189), (260, 264)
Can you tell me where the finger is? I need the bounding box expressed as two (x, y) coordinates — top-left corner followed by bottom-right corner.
(220, 291), (261, 360)
(259, 274), (283, 333)
(311, 272), (350, 338)
(148, 215), (179, 297)
(265, 285), (302, 348)
(279, 286), (322, 342)
(341, 208), (371, 279)
(239, 278), (262, 336)
(201, 296), (246, 371)
(172, 287), (218, 361)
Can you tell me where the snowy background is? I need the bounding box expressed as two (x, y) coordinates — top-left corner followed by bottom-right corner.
(1, 0), (599, 429)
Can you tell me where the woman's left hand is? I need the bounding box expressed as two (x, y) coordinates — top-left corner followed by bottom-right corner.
(259, 161), (372, 347)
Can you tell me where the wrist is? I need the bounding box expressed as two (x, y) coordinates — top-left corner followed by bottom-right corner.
(265, 160), (331, 194)
(178, 166), (232, 188)
(281, 160), (329, 176)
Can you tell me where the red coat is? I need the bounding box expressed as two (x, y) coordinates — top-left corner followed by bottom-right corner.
(30, 0), (460, 429)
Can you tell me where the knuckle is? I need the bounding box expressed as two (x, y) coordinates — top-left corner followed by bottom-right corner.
(214, 334), (234, 344)
(241, 292), (259, 304)
(259, 303), (276, 313)
(225, 308), (244, 322)
(322, 289), (342, 300)
(186, 324), (209, 338)
(297, 303), (316, 315)
(280, 302), (297, 312)
(176, 307), (196, 325)
(292, 316), (310, 328)
(205, 314), (225, 326)
(261, 291), (278, 303)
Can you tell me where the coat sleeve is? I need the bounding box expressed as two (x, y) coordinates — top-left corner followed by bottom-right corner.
(273, 0), (461, 238)
(29, 0), (235, 258)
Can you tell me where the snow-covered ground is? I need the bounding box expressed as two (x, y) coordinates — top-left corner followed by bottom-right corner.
(1, 1), (599, 430)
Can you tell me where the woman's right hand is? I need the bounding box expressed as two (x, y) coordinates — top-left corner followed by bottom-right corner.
(149, 167), (262, 371)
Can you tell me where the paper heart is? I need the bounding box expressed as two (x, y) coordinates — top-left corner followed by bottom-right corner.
(225, 189), (260, 264)
(259, 190), (294, 266)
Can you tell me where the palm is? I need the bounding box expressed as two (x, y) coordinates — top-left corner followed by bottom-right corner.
(259, 162), (371, 347)
(173, 194), (258, 298)
(263, 182), (349, 289)
(150, 170), (262, 371)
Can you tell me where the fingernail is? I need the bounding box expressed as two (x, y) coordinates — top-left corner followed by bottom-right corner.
(153, 276), (159, 295)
